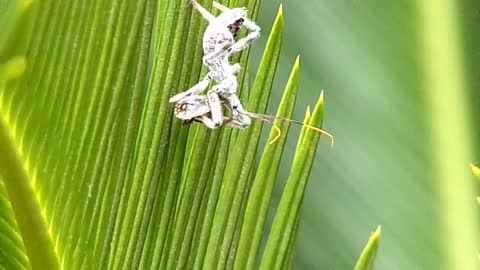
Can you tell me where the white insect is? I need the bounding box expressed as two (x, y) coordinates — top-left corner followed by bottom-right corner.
(169, 0), (260, 129)
(169, 1), (335, 146)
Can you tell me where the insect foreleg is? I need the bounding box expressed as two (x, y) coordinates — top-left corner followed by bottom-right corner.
(169, 72), (212, 103)
(230, 63), (241, 74)
(207, 90), (223, 127)
(197, 115), (220, 129)
(220, 93), (251, 128)
(190, 0), (215, 22)
(228, 19), (261, 55)
(212, 1), (230, 12)
(202, 42), (231, 66)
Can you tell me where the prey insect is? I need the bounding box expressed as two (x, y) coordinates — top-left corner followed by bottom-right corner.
(173, 93), (335, 146)
(169, 0), (260, 128)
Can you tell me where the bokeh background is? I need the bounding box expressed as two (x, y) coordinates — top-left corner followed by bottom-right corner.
(252, 1), (480, 269)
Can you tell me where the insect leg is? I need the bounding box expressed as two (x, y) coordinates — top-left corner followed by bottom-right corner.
(230, 63), (241, 75)
(207, 89), (223, 127)
(220, 93), (251, 128)
(197, 115), (221, 129)
(190, 0), (215, 22)
(209, 72), (248, 128)
(203, 42), (231, 66)
(212, 1), (230, 12)
(212, 83), (252, 128)
(228, 19), (261, 55)
(169, 72), (212, 103)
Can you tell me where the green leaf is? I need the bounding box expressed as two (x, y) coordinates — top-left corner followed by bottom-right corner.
(1, 0), (157, 268)
(0, 0), (30, 60)
(234, 55), (300, 270)
(0, 179), (30, 270)
(0, 0), (334, 269)
(354, 226), (382, 270)
(419, 1), (478, 269)
(0, 57), (27, 82)
(471, 164), (480, 182)
(202, 5), (284, 270)
(260, 93), (326, 270)
(472, 164), (480, 208)
(0, 116), (59, 269)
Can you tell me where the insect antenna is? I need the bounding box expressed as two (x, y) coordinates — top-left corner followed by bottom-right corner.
(190, 0), (215, 22)
(244, 111), (335, 147)
(212, 1), (231, 12)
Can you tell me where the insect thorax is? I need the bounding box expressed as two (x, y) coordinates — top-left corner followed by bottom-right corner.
(202, 26), (234, 54)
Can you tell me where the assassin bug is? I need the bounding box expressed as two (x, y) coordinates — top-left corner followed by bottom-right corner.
(169, 0), (260, 128)
(170, 1), (334, 146)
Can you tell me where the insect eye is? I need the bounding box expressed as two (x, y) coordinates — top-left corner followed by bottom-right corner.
(228, 18), (244, 36)
(235, 18), (244, 27)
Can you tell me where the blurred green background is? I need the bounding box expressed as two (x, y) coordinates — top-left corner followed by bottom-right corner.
(252, 0), (480, 269)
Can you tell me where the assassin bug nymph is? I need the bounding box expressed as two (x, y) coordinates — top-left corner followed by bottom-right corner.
(170, 1), (335, 146)
(169, 0), (260, 129)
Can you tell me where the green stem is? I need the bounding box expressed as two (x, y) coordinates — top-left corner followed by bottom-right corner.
(0, 116), (59, 269)
(418, 1), (478, 269)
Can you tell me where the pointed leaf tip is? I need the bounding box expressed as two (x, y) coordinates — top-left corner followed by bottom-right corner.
(310, 91), (336, 147)
(354, 226), (381, 270)
(309, 94), (324, 126)
(274, 4), (283, 25)
(307, 92), (324, 119)
(294, 55), (300, 69)
(372, 225), (381, 238)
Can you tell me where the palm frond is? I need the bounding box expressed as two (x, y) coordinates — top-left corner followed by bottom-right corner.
(0, 0), (332, 269)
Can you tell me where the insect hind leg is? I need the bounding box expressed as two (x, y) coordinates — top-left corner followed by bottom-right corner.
(226, 113), (251, 129)
(220, 93), (251, 128)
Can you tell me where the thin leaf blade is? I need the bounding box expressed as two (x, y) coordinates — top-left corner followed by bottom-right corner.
(354, 226), (382, 270)
(260, 93), (326, 270)
(0, 179), (30, 270)
(203, 5), (284, 270)
(234, 55), (300, 270)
